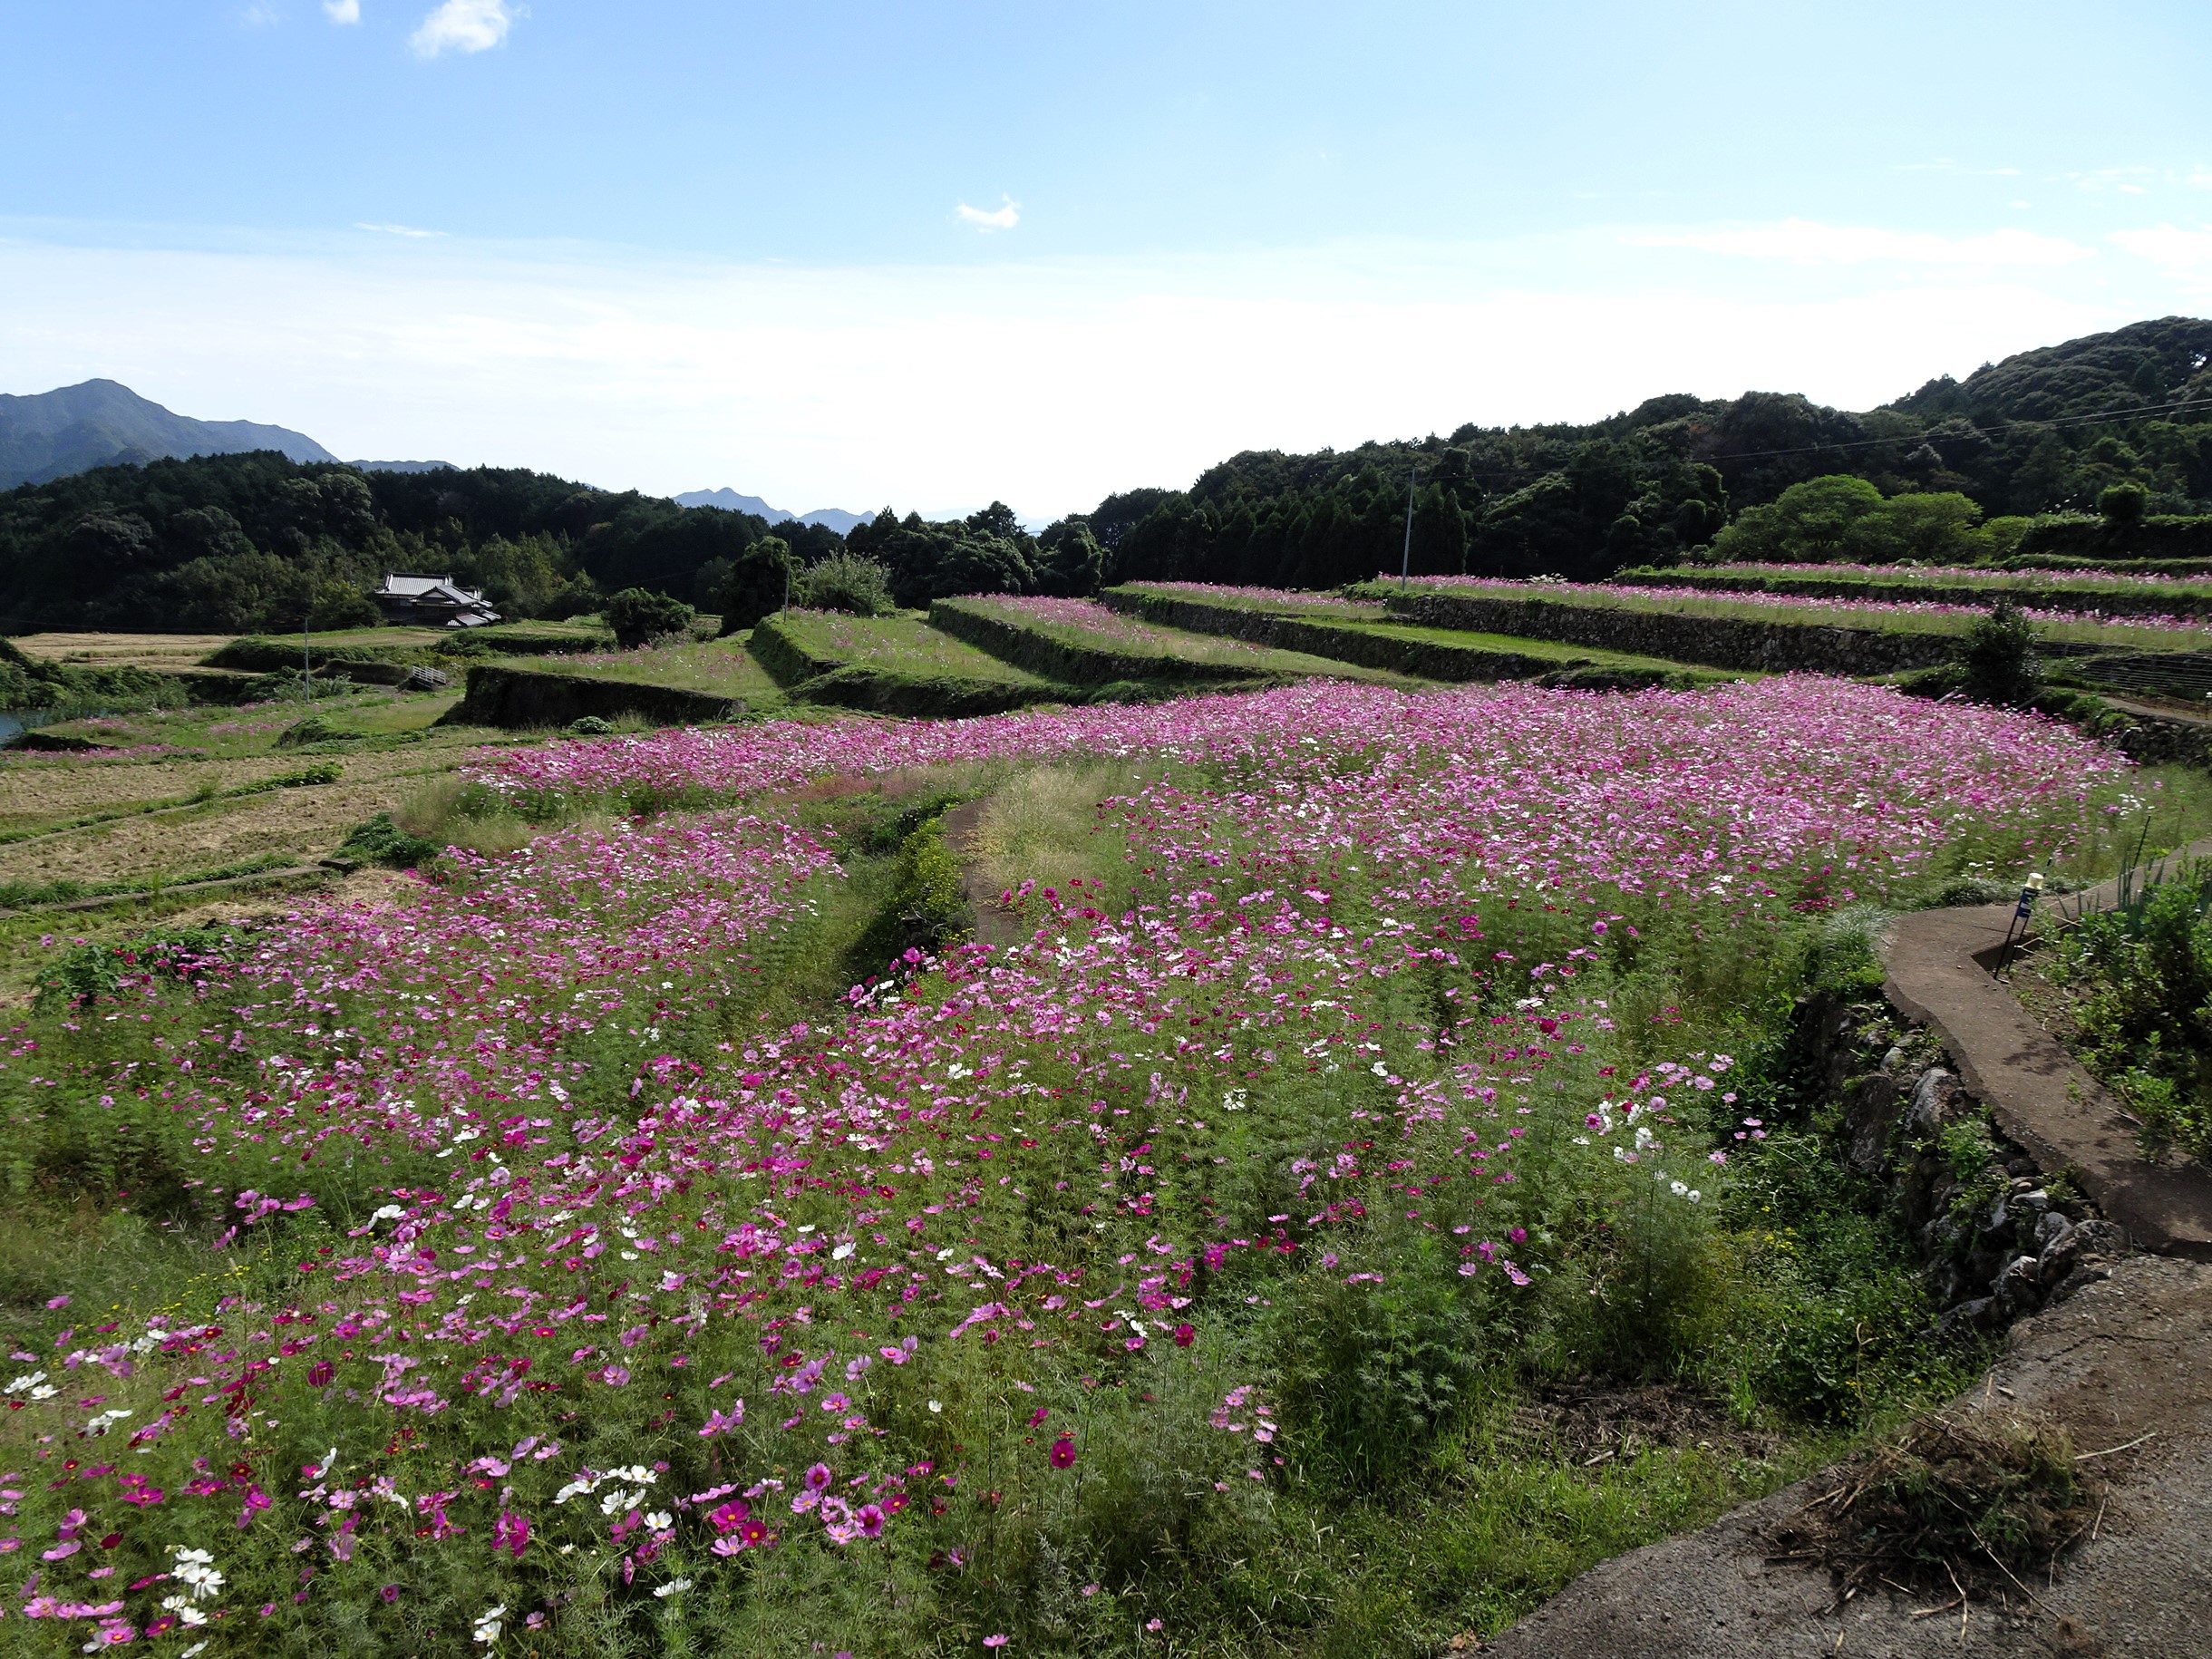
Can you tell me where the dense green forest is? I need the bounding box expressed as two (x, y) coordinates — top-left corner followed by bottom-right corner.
(0, 458), (854, 634)
(2, 316), (2209, 633)
(1089, 315), (2212, 585)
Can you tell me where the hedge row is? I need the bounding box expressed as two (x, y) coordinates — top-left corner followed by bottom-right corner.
(1615, 567), (2212, 620)
(2013, 515), (2212, 565)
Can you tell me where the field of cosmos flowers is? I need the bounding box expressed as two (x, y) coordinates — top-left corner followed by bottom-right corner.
(0, 674), (2154, 1656)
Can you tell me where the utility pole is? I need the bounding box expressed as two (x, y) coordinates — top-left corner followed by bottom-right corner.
(1399, 466), (1419, 591)
(302, 580), (314, 705)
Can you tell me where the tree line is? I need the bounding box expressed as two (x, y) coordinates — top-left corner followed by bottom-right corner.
(2, 317), (2208, 635)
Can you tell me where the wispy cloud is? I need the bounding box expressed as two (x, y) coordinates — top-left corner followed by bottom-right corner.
(355, 221), (443, 238)
(410, 0), (519, 57)
(2110, 226), (2212, 271)
(241, 3), (286, 25)
(0, 228), (2122, 519)
(1896, 160), (2022, 177)
(1630, 218), (2092, 267)
(2056, 166), (2154, 195)
(325, 0), (361, 22)
(956, 197), (1021, 232)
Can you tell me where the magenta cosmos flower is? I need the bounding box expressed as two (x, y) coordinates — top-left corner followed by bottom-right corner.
(1049, 1436), (1077, 1469)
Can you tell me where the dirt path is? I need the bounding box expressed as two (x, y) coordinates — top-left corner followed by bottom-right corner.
(1481, 1256), (2212, 1658)
(1880, 845), (2212, 1259)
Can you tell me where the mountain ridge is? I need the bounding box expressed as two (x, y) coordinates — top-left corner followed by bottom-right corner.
(0, 380), (335, 490)
(674, 488), (874, 535)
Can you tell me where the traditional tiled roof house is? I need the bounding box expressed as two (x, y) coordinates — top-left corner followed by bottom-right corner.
(373, 574), (500, 628)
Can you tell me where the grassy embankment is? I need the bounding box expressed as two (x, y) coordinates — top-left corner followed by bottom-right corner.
(1105, 583), (1729, 687)
(1351, 577), (2210, 654)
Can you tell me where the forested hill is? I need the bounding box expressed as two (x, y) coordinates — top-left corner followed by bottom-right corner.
(0, 455), (853, 634)
(0, 380), (335, 490)
(1095, 316), (2212, 587)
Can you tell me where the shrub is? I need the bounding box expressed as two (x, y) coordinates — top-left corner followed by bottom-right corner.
(2045, 859), (2212, 1162)
(1957, 599), (2040, 704)
(33, 927), (231, 1011)
(2099, 481), (2149, 525)
(333, 812), (444, 869)
(604, 587), (695, 649)
(796, 552), (896, 616)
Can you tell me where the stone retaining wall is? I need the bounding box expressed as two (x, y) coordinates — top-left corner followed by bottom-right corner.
(445, 664), (747, 729)
(1386, 591), (1971, 674)
(1625, 568), (2212, 621)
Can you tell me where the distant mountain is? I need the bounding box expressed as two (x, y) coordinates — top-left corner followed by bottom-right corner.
(674, 487), (874, 536)
(0, 379), (335, 489)
(349, 459), (460, 474)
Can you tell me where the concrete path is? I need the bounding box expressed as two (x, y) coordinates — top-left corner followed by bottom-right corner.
(1482, 1256), (2212, 1658)
(1881, 841), (2212, 1258)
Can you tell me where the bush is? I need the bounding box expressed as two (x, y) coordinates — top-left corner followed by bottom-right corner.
(33, 927), (231, 1011)
(1957, 599), (2040, 704)
(332, 813), (445, 870)
(2045, 860), (2212, 1162)
(796, 552), (896, 616)
(2099, 481), (2149, 525)
(720, 536), (794, 635)
(604, 587), (695, 649)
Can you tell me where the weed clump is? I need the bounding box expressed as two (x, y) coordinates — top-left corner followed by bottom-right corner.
(332, 812), (445, 870)
(1773, 1412), (2096, 1599)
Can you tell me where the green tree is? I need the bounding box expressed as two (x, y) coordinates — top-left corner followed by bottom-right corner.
(1849, 491), (1984, 563)
(1959, 599), (2041, 704)
(1035, 520), (1106, 596)
(718, 537), (793, 635)
(1710, 475), (1885, 563)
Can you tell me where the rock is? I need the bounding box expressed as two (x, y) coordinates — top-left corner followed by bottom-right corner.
(2037, 1218), (2129, 1288)
(1994, 1253), (2043, 1318)
(1881, 1044), (1908, 1073)
(2071, 1219), (2131, 1260)
(2035, 1209), (2071, 1250)
(1840, 1072), (1901, 1173)
(1936, 1295), (1997, 1338)
(2046, 1261), (2114, 1306)
(1903, 1067), (1963, 1139)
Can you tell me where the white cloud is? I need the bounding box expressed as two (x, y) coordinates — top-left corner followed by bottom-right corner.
(1630, 218), (2092, 267)
(2110, 226), (2212, 272)
(241, 4), (286, 25)
(0, 228), (2133, 519)
(410, 0), (519, 57)
(956, 198), (1021, 232)
(325, 0), (361, 23)
(356, 222), (443, 238)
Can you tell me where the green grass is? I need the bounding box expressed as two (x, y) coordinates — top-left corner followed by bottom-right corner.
(513, 635), (790, 701)
(935, 596), (1426, 685)
(1350, 578), (2208, 654)
(768, 610), (1066, 685)
(13, 687), (462, 762)
(1634, 561), (2212, 602)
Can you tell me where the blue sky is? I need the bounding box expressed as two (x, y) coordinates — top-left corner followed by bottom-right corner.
(5, 1), (2211, 518)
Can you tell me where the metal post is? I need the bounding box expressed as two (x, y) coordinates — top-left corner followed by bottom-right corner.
(1399, 467), (1419, 591)
(303, 593), (313, 705)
